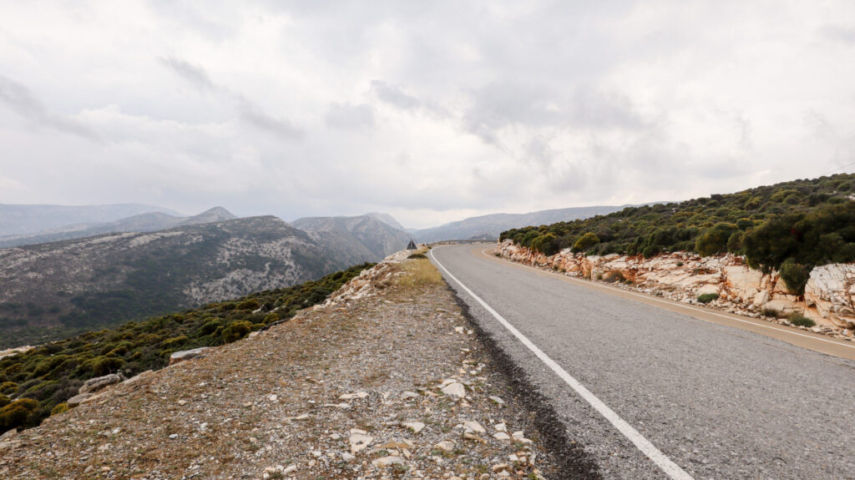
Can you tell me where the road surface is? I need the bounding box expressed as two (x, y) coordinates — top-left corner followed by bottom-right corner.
(430, 244), (855, 479)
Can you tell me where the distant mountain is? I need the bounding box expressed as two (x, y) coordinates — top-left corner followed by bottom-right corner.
(366, 212), (407, 232)
(412, 205), (629, 243)
(0, 203), (179, 237)
(293, 214), (412, 265)
(0, 216), (344, 348)
(0, 207), (236, 248)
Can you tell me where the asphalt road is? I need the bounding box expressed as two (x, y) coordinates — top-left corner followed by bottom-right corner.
(431, 244), (855, 480)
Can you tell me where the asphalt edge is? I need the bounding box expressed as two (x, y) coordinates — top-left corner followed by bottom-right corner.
(444, 282), (603, 479)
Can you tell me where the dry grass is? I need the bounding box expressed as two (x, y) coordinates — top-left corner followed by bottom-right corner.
(395, 258), (444, 290)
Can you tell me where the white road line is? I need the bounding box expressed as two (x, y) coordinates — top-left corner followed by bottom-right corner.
(430, 248), (695, 480)
(479, 248), (855, 351)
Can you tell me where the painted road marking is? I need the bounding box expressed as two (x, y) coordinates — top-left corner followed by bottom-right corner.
(430, 248), (695, 480)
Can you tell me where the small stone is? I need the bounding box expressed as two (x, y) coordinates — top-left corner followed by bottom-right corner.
(493, 432), (511, 441)
(441, 382), (466, 398)
(402, 421), (425, 434)
(372, 456), (404, 467)
(462, 421), (485, 434)
(380, 438), (415, 450)
(402, 391), (420, 399)
(489, 396), (505, 405)
(349, 432), (374, 454)
(339, 392), (369, 400)
(494, 422), (507, 432)
(169, 434), (178, 439)
(434, 440), (455, 452)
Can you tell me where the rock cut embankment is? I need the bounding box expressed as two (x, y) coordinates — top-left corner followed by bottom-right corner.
(497, 240), (855, 340)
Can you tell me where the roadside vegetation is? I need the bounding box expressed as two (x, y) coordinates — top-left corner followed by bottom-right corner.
(395, 257), (444, 290)
(0, 263), (372, 435)
(501, 173), (855, 294)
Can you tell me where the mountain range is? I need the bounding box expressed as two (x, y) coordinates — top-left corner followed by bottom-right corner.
(0, 200), (627, 347)
(0, 216), (344, 348)
(0, 207), (235, 248)
(0, 203), (179, 237)
(292, 214), (412, 265)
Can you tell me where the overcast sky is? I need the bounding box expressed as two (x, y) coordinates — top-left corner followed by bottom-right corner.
(1, 1), (854, 228)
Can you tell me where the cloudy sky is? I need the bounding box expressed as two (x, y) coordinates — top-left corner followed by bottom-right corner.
(1, 1), (854, 228)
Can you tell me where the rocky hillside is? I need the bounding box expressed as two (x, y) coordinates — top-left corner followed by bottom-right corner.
(0, 216), (346, 348)
(293, 214), (412, 265)
(0, 263), (372, 436)
(0, 251), (563, 479)
(0, 203), (179, 237)
(0, 207), (235, 248)
(413, 205), (628, 243)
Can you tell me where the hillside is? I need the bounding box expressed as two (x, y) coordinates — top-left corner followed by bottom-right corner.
(0, 216), (346, 348)
(502, 173), (855, 292)
(413, 205), (628, 242)
(0, 207), (235, 248)
(0, 203), (179, 237)
(0, 253), (561, 479)
(293, 214), (412, 265)
(0, 263), (371, 435)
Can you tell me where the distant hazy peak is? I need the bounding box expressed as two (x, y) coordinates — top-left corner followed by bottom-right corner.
(365, 212), (406, 232)
(187, 207), (236, 222)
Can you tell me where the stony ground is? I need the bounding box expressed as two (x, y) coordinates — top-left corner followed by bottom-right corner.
(0, 257), (557, 479)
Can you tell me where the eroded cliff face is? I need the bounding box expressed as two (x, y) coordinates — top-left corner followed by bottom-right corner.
(496, 240), (855, 339)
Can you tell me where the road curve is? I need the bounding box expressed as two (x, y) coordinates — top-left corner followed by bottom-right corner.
(431, 244), (855, 479)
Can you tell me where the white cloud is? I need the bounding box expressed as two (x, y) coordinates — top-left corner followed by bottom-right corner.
(0, 0), (853, 228)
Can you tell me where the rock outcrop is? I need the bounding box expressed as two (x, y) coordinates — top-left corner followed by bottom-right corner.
(497, 240), (855, 339)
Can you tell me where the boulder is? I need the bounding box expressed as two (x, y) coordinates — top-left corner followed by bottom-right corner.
(753, 291), (770, 306)
(169, 347), (209, 365)
(763, 299), (798, 316)
(67, 393), (92, 408)
(79, 374), (123, 394)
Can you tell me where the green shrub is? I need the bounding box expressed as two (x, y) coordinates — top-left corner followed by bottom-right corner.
(222, 321), (252, 343)
(761, 306), (781, 318)
(0, 398), (39, 430)
(531, 233), (559, 256)
(697, 293), (719, 304)
(50, 403), (69, 415)
(778, 259), (810, 295)
(263, 313), (280, 324)
(163, 335), (189, 348)
(695, 223), (738, 257)
(408, 253), (427, 259)
(573, 233), (601, 252)
(788, 314), (815, 327)
(0, 394), (8, 408)
(237, 299), (260, 311)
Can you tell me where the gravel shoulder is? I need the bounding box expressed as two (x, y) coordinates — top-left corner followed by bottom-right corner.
(0, 253), (568, 479)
